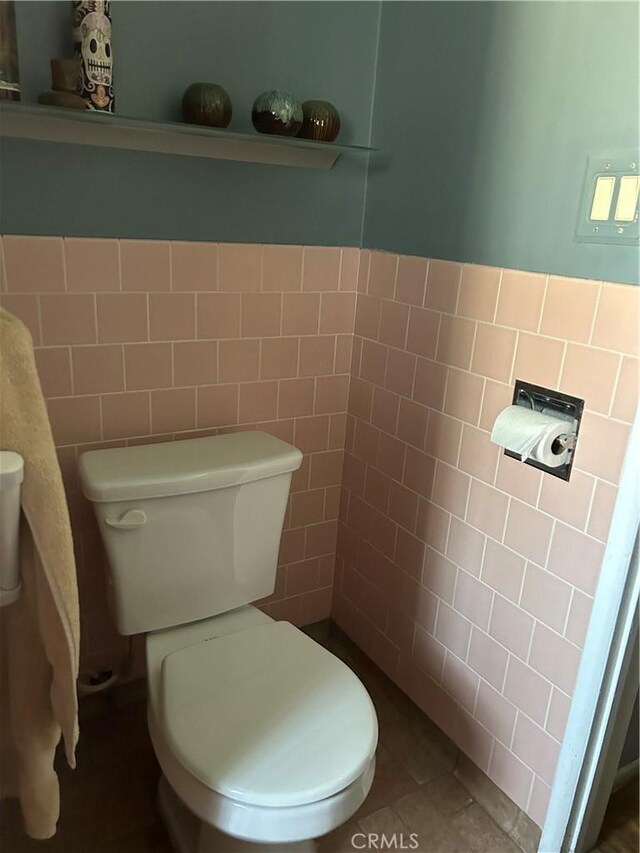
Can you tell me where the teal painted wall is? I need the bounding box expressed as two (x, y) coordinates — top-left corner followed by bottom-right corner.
(363, 1), (640, 284)
(0, 1), (379, 245)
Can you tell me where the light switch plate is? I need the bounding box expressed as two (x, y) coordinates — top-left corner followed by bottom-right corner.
(575, 151), (639, 245)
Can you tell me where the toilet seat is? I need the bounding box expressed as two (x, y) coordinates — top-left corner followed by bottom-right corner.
(147, 617), (378, 843)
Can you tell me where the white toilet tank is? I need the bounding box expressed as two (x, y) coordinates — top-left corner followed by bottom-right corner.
(79, 432), (303, 635)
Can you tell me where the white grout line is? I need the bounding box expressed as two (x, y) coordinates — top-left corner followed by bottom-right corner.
(588, 281), (603, 345)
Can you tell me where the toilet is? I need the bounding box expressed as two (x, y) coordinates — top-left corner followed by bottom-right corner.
(79, 431), (378, 852)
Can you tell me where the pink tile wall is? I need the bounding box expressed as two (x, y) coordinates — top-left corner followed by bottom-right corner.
(2, 234), (638, 827)
(333, 250), (638, 827)
(0, 236), (358, 675)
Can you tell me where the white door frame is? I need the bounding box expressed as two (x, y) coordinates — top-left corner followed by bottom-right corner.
(539, 407), (640, 853)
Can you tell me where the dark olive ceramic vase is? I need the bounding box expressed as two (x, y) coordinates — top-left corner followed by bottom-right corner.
(298, 100), (340, 143)
(251, 90), (303, 137)
(182, 82), (232, 128)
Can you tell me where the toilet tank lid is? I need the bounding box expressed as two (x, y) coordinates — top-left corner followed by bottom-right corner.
(79, 431), (303, 503)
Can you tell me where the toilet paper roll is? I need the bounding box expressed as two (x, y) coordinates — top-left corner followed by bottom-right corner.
(491, 405), (570, 468)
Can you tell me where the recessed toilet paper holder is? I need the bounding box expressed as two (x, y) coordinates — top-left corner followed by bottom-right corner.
(507, 380), (584, 481)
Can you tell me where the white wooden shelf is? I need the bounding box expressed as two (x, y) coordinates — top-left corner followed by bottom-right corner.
(0, 103), (372, 170)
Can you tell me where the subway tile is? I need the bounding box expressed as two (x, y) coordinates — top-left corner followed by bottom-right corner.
(339, 247), (360, 292)
(4, 235), (65, 292)
(442, 652), (479, 712)
(611, 357), (638, 423)
(65, 238), (120, 292)
(241, 292), (281, 337)
(315, 374), (349, 414)
(151, 387), (196, 433)
(72, 344), (124, 394)
(290, 489), (326, 528)
(446, 517), (485, 577)
(260, 338), (298, 379)
(528, 622), (581, 694)
(520, 563), (572, 633)
(282, 292), (320, 336)
(219, 339), (260, 382)
(457, 265), (501, 322)
(413, 358), (448, 411)
(319, 291), (356, 334)
(458, 425), (500, 485)
(454, 569), (493, 631)
(310, 450), (344, 488)
(495, 269), (546, 332)
(591, 282), (639, 356)
(481, 539), (526, 603)
(512, 714), (560, 786)
(47, 395), (101, 445)
(412, 625), (446, 682)
(512, 332), (565, 390)
(467, 628), (509, 690)
(239, 381), (278, 423)
(406, 306), (440, 359)
(368, 251), (397, 299)
(217, 243), (261, 291)
(528, 777), (552, 829)
(379, 299), (409, 349)
(395, 527), (425, 579)
(354, 293), (382, 339)
(444, 368), (484, 424)
(435, 602), (472, 659)
(488, 742), (533, 813)
(299, 336), (336, 376)
(262, 244), (303, 291)
(385, 347), (417, 397)
(305, 521), (338, 558)
(197, 292), (241, 338)
(0, 294), (41, 343)
(102, 391), (150, 439)
(476, 682), (518, 748)
(479, 380), (512, 432)
(328, 412), (347, 449)
(540, 276), (600, 343)
(302, 246), (341, 291)
(395, 255), (428, 306)
(467, 480), (509, 542)
(425, 259), (461, 314)
(537, 468), (594, 530)
(403, 446), (436, 498)
(587, 480), (617, 542)
(546, 522), (604, 595)
(397, 398), (428, 449)
(489, 594), (533, 661)
(360, 339), (388, 385)
(559, 344), (620, 415)
(356, 249), (371, 294)
(171, 240), (216, 291)
(173, 340), (217, 386)
(197, 384), (239, 427)
(503, 500), (553, 566)
(41, 294), (96, 345)
(334, 334), (352, 373)
(574, 411), (629, 483)
(120, 240), (170, 291)
(285, 559), (320, 596)
(495, 454), (542, 506)
(124, 342), (172, 390)
(371, 386), (400, 434)
(437, 315), (476, 370)
(97, 293), (148, 343)
(423, 547), (457, 603)
(564, 589), (593, 648)
(352, 419), (380, 464)
(546, 689), (572, 742)
(471, 323), (517, 382)
(295, 416), (330, 454)
(376, 431), (406, 481)
(348, 376), (373, 421)
(504, 657), (551, 726)
(35, 347), (72, 397)
(149, 293), (195, 341)
(433, 462), (471, 518)
(426, 411), (462, 465)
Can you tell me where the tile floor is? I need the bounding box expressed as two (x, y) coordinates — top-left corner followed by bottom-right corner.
(1, 620), (525, 853)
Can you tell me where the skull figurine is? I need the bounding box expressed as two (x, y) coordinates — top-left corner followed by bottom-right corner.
(72, 1), (114, 111)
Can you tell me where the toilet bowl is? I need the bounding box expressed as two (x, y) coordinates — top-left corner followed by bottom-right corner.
(79, 432), (379, 851)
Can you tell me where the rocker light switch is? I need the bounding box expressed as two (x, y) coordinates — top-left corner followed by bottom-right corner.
(614, 175), (640, 222)
(589, 176), (616, 221)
